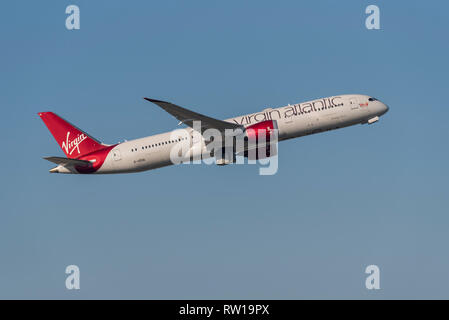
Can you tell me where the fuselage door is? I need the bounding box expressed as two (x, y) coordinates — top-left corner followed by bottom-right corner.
(112, 148), (121, 161)
(349, 97), (359, 110)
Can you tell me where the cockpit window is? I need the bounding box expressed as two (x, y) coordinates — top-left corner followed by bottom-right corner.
(368, 97), (378, 101)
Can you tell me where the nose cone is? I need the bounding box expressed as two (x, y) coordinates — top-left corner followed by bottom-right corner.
(380, 102), (389, 115)
(367, 96), (389, 116)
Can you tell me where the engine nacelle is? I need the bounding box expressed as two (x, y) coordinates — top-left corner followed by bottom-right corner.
(207, 120), (279, 163)
(243, 120), (278, 160)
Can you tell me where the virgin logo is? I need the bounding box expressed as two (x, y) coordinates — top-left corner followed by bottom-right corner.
(62, 131), (87, 155)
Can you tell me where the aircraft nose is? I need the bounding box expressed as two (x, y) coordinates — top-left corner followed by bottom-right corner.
(368, 97), (389, 116)
(380, 102), (389, 115)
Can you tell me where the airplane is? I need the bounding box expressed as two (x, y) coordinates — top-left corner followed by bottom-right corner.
(38, 94), (389, 174)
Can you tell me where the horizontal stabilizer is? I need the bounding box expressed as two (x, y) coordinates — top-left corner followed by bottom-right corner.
(43, 156), (92, 167)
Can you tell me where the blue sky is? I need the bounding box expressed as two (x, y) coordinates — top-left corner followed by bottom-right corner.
(1, 1), (449, 299)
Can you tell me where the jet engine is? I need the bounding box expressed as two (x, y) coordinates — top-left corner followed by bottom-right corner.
(243, 120), (278, 160)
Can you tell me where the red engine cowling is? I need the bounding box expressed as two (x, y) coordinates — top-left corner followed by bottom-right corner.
(243, 120), (278, 160)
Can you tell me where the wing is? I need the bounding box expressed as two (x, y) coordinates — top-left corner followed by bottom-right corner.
(144, 98), (243, 132)
(43, 156), (92, 167)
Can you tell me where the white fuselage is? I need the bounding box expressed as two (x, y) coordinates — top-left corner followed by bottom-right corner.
(96, 94), (388, 174)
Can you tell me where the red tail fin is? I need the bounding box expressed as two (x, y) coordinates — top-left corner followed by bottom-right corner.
(38, 112), (106, 158)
